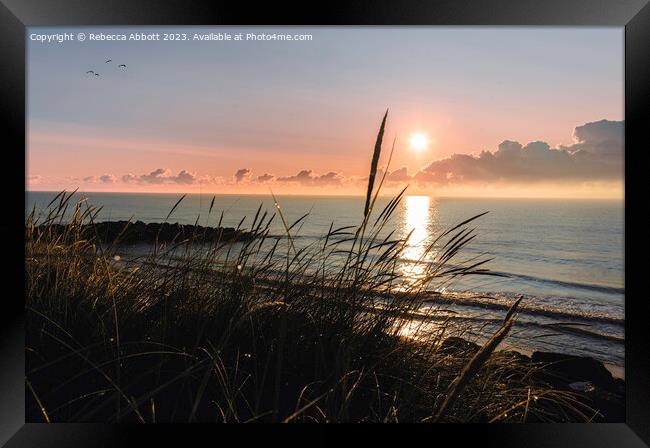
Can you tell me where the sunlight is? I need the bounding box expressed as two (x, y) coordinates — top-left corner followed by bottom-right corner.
(409, 132), (429, 152)
(399, 195), (433, 286)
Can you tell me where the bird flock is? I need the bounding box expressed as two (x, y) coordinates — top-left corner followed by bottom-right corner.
(86, 59), (127, 77)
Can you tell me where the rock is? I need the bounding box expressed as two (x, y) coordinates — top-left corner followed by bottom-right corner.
(531, 351), (616, 391)
(33, 221), (255, 245)
(583, 383), (625, 422)
(569, 381), (596, 393)
(565, 380), (624, 421)
(492, 350), (532, 382)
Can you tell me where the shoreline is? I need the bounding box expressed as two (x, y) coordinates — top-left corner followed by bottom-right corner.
(103, 245), (625, 371)
(27, 219), (626, 422)
(113, 251), (626, 377)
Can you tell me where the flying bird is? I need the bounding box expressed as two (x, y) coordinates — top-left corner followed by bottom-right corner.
(118, 64), (126, 69)
(94, 73), (100, 77)
(86, 70), (94, 75)
(105, 59), (112, 63)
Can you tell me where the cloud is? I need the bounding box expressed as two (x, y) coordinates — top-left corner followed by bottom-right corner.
(139, 168), (173, 184)
(122, 168), (198, 185)
(257, 173), (275, 183)
(174, 170), (196, 184)
(386, 166), (412, 182)
(99, 174), (117, 184)
(197, 174), (224, 185)
(82, 174), (117, 184)
(121, 173), (138, 183)
(276, 169), (343, 186)
(234, 168), (252, 183)
(42, 120), (620, 192)
(572, 119), (623, 152)
(387, 119), (624, 186)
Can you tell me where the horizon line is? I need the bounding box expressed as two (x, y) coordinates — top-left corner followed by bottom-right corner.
(26, 188), (625, 201)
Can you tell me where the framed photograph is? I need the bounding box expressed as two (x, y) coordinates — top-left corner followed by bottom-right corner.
(2, 0), (649, 446)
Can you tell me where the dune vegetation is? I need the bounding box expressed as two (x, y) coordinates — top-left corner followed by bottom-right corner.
(26, 113), (608, 423)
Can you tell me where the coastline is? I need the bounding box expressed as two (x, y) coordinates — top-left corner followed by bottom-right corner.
(110, 240), (626, 380)
(26, 216), (625, 422)
(81, 219), (624, 372)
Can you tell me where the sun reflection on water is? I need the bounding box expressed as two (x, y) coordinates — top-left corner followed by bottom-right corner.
(399, 195), (435, 287)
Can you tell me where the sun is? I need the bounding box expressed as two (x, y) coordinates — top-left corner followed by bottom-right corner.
(409, 132), (429, 152)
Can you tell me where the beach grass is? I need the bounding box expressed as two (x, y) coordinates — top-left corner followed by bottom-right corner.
(25, 114), (600, 423)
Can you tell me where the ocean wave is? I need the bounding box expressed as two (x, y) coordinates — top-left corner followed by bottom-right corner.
(388, 256), (624, 296)
(249, 236), (624, 298)
(420, 290), (624, 325)
(487, 270), (624, 295)
(404, 308), (624, 344)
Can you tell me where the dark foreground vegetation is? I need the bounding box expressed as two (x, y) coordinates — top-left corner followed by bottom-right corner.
(25, 113), (623, 422)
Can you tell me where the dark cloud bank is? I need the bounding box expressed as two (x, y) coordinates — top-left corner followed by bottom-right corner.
(276, 170), (343, 186)
(80, 119), (622, 189)
(391, 119), (623, 186)
(122, 168), (197, 185)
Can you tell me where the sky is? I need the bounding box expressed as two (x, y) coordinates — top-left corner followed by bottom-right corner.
(27, 26), (624, 198)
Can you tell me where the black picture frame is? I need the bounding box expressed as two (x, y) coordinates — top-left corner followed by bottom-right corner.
(2, 0), (648, 446)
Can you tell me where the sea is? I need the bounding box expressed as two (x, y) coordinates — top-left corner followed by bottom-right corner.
(26, 191), (625, 370)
